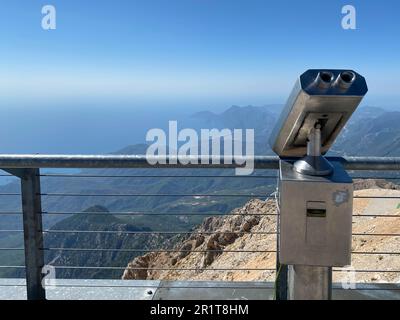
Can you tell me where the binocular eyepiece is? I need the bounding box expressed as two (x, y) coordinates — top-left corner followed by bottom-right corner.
(314, 70), (356, 90)
(269, 69), (368, 158)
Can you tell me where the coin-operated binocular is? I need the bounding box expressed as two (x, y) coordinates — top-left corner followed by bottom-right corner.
(270, 69), (368, 299)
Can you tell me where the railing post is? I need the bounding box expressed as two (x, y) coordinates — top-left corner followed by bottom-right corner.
(288, 265), (332, 300)
(275, 262), (288, 300)
(275, 223), (288, 300)
(20, 168), (46, 300)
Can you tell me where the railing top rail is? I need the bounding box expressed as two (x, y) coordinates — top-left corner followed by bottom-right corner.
(0, 154), (399, 170)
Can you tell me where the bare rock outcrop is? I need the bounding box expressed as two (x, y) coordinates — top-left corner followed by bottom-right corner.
(123, 184), (400, 284)
(122, 198), (277, 281)
(353, 178), (400, 191)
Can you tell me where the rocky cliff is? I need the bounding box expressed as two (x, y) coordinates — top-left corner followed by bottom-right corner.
(123, 198), (277, 281)
(123, 179), (400, 284)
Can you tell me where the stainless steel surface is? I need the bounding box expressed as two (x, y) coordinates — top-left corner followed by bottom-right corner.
(293, 156), (334, 176)
(269, 69), (368, 157)
(294, 126), (334, 176)
(1, 154), (400, 171)
(337, 156), (400, 170)
(307, 126), (321, 157)
(0, 154), (279, 169)
(20, 168), (46, 300)
(288, 265), (332, 300)
(279, 160), (353, 266)
(314, 71), (334, 89)
(335, 71), (356, 89)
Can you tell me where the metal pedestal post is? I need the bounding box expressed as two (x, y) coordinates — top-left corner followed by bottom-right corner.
(288, 265), (332, 300)
(3, 168), (46, 300)
(21, 169), (46, 300)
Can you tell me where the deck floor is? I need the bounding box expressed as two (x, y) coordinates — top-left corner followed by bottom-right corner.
(1, 279), (400, 300)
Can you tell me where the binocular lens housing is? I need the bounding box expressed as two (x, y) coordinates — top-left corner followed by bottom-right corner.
(314, 70), (356, 89)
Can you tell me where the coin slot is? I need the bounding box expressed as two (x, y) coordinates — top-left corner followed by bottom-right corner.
(307, 208), (326, 217)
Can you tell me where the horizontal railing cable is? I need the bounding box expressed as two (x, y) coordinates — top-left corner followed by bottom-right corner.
(39, 284), (275, 290)
(37, 266), (400, 274)
(351, 176), (400, 180)
(37, 248), (400, 255)
(41, 248), (277, 253)
(38, 173), (399, 180)
(352, 251), (400, 255)
(353, 214), (400, 218)
(354, 196), (400, 199)
(2, 193), (398, 199)
(0, 212), (22, 215)
(1, 211), (395, 217)
(352, 233), (400, 237)
(4, 248), (400, 255)
(3, 211), (396, 218)
(49, 266), (276, 271)
(0, 284), (27, 287)
(3, 230), (399, 236)
(3, 229), (399, 237)
(40, 193), (269, 197)
(41, 230), (278, 235)
(39, 174), (278, 179)
(4, 193), (400, 199)
(333, 269), (400, 273)
(8, 282), (392, 291)
(0, 247), (400, 256)
(13, 193), (400, 199)
(39, 211), (278, 216)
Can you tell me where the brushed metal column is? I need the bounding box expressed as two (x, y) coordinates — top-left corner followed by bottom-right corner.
(288, 265), (332, 300)
(21, 168), (46, 300)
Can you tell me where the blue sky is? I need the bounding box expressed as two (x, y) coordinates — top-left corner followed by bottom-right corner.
(0, 0), (399, 109)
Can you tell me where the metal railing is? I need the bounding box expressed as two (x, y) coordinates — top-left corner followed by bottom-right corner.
(0, 155), (400, 300)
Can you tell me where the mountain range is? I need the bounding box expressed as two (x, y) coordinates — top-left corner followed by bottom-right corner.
(0, 104), (399, 278)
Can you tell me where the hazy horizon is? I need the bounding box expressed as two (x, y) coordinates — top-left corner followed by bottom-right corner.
(0, 102), (397, 155)
(0, 0), (399, 154)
